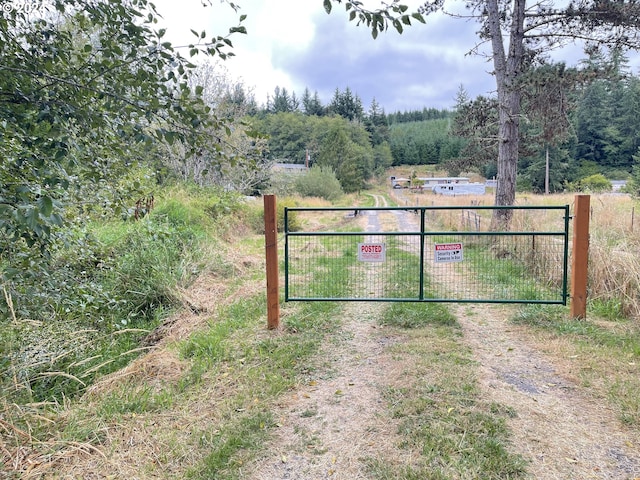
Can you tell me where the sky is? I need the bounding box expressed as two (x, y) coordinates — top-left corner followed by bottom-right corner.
(152, 0), (637, 113)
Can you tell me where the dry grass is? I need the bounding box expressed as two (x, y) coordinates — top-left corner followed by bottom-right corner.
(392, 188), (640, 322)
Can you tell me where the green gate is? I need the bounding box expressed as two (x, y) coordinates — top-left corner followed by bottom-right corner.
(284, 205), (570, 304)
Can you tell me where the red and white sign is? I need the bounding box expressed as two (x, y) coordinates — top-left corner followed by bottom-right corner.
(434, 243), (463, 263)
(358, 243), (386, 262)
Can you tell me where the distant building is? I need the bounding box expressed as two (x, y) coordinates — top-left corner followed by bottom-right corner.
(391, 176), (471, 189)
(421, 177), (470, 186)
(273, 163), (307, 174)
(432, 183), (486, 195)
(611, 180), (627, 192)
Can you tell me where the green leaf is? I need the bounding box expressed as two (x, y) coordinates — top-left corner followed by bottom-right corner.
(37, 196), (53, 217)
(412, 13), (426, 23)
(25, 208), (39, 231)
(323, 0), (332, 14)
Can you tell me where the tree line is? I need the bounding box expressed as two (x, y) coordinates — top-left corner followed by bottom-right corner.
(233, 48), (640, 196)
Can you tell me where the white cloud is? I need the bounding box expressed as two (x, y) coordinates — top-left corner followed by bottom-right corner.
(153, 0), (323, 105)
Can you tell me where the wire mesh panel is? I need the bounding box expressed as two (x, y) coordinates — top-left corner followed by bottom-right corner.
(286, 233), (422, 300)
(425, 233), (567, 303)
(284, 205), (570, 304)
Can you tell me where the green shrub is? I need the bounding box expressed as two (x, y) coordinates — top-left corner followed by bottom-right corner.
(294, 165), (343, 201)
(0, 185), (246, 403)
(246, 196), (300, 233)
(577, 174), (612, 192)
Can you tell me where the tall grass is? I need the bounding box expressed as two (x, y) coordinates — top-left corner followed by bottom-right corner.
(392, 189), (640, 322)
(0, 185), (251, 475)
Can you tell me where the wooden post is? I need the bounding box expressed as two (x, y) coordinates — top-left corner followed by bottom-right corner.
(570, 194), (590, 319)
(264, 195), (280, 329)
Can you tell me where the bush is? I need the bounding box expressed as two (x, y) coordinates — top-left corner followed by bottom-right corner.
(246, 196), (301, 233)
(577, 174), (612, 192)
(294, 166), (343, 201)
(0, 185), (246, 403)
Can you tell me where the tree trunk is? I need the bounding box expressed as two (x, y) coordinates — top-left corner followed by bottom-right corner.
(545, 146), (550, 195)
(487, 0), (526, 230)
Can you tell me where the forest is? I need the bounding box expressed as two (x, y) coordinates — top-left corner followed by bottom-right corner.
(239, 49), (640, 195)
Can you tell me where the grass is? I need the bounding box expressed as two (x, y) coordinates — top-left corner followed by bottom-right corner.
(365, 241), (527, 479)
(513, 304), (640, 426)
(368, 303), (527, 479)
(170, 235), (351, 478)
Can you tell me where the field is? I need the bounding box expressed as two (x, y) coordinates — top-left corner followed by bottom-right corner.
(2, 183), (640, 479)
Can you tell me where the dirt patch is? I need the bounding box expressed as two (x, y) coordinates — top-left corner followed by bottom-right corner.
(245, 301), (411, 480)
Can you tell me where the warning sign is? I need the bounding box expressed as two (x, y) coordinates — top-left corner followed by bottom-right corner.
(434, 243), (463, 263)
(358, 243), (386, 262)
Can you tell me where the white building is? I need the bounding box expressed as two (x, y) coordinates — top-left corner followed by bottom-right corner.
(432, 183), (486, 195)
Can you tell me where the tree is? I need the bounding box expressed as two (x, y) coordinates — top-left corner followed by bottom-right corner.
(328, 87), (365, 121)
(316, 119), (374, 192)
(166, 61), (267, 193)
(325, 0), (640, 227)
(0, 0), (247, 253)
(450, 95), (499, 175)
(365, 97), (389, 146)
(302, 88), (326, 116)
(521, 63), (578, 194)
(268, 86), (298, 113)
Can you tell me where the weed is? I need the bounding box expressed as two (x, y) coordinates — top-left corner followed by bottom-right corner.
(512, 304), (640, 425)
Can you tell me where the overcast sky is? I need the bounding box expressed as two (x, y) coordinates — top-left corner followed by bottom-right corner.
(153, 0), (637, 113)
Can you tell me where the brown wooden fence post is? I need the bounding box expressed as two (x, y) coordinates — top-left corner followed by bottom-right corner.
(264, 195), (280, 329)
(570, 194), (590, 319)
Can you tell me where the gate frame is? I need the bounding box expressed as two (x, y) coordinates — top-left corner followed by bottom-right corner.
(264, 195), (591, 328)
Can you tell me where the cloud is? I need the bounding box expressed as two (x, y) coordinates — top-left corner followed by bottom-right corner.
(277, 9), (497, 110)
(152, 1), (640, 113)
(151, 0), (499, 111)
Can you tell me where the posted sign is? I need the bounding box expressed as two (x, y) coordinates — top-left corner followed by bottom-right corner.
(358, 243), (386, 262)
(434, 243), (463, 263)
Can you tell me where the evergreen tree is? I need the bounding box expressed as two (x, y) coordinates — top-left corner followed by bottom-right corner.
(302, 88), (326, 116)
(365, 98), (389, 146)
(328, 87), (364, 121)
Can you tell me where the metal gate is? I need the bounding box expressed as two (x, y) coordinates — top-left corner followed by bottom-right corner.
(284, 205), (570, 304)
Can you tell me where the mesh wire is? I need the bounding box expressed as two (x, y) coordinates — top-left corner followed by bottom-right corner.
(285, 206), (568, 303)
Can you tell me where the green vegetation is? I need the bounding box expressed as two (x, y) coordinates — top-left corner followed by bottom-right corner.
(294, 165), (344, 200)
(181, 300), (343, 478)
(1, 186), (246, 403)
(372, 302), (527, 479)
(513, 304), (640, 425)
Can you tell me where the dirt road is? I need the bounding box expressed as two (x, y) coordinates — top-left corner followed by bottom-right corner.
(247, 194), (640, 479)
